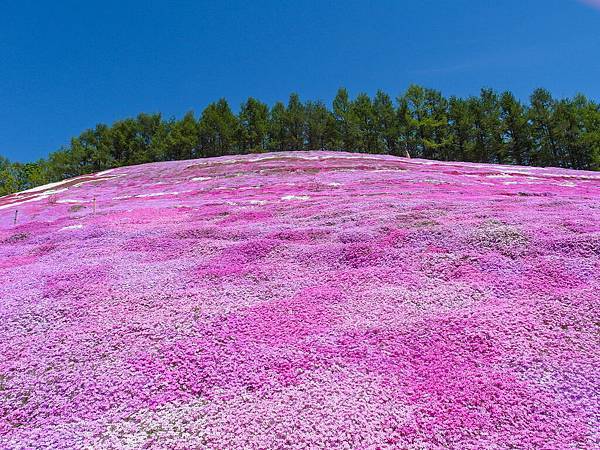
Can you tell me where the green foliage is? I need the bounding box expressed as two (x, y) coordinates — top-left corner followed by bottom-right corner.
(304, 101), (336, 150)
(162, 112), (200, 161)
(398, 85), (450, 159)
(238, 98), (269, 153)
(1, 86), (599, 196)
(284, 93), (306, 151)
(0, 156), (20, 196)
(470, 89), (504, 163)
(332, 88), (359, 151)
(352, 93), (382, 154)
(268, 102), (287, 152)
(198, 99), (239, 157)
(500, 92), (531, 165)
(373, 90), (400, 156)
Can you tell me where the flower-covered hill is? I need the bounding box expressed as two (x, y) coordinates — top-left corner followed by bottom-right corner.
(0, 151), (599, 449)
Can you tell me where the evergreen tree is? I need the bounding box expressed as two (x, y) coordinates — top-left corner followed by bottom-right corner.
(239, 97), (269, 153)
(110, 118), (141, 166)
(304, 100), (335, 150)
(133, 113), (165, 164)
(500, 92), (531, 165)
(578, 98), (600, 170)
(69, 124), (114, 174)
(163, 112), (199, 161)
(469, 89), (504, 163)
(0, 157), (20, 196)
(529, 88), (560, 166)
(399, 85), (449, 159)
(447, 96), (473, 162)
(332, 88), (359, 151)
(284, 93), (305, 151)
(198, 99), (239, 157)
(352, 93), (382, 153)
(268, 102), (287, 152)
(373, 90), (399, 155)
(423, 88), (451, 160)
(45, 148), (75, 181)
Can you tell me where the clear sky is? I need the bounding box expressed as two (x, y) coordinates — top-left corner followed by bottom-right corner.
(1, 0), (599, 162)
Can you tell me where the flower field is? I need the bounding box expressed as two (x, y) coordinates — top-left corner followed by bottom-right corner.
(0, 151), (599, 449)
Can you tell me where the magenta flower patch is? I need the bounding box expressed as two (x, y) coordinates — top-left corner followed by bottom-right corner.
(0, 152), (598, 448)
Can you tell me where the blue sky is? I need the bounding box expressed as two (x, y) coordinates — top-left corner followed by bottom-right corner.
(1, 0), (599, 162)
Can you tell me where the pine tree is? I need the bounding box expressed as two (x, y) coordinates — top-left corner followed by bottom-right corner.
(198, 99), (239, 157)
(447, 96), (473, 162)
(578, 98), (600, 170)
(0, 157), (20, 196)
(163, 112), (199, 161)
(500, 92), (531, 165)
(399, 85), (450, 159)
(469, 89), (504, 163)
(268, 102), (287, 152)
(352, 93), (381, 153)
(284, 93), (305, 151)
(304, 101), (335, 150)
(373, 90), (399, 155)
(239, 97), (269, 153)
(529, 88), (560, 166)
(333, 88), (359, 151)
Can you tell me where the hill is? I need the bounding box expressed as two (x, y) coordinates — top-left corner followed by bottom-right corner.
(0, 151), (598, 448)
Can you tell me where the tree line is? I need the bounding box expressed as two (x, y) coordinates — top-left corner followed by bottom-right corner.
(1, 85), (599, 195)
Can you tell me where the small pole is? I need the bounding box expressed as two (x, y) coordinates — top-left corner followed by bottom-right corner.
(13, 210), (18, 226)
(93, 197), (96, 214)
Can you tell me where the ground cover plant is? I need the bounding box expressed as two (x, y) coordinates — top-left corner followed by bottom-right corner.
(0, 151), (598, 448)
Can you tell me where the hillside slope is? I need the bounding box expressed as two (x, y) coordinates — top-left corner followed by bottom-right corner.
(1, 151), (599, 449)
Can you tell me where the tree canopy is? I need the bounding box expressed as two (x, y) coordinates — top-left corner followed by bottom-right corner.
(2, 86), (599, 196)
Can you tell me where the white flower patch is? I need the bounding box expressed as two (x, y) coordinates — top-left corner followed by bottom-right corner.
(19, 181), (69, 194)
(281, 195), (310, 201)
(60, 224), (83, 231)
(0, 188), (69, 210)
(135, 192), (179, 198)
(95, 168), (115, 176)
(500, 170), (533, 176)
(407, 160), (438, 165)
(549, 173), (600, 180)
(191, 177), (211, 182)
(421, 178), (447, 184)
(71, 174), (123, 188)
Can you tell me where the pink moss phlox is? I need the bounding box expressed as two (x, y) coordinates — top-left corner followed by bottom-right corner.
(0, 152), (598, 448)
